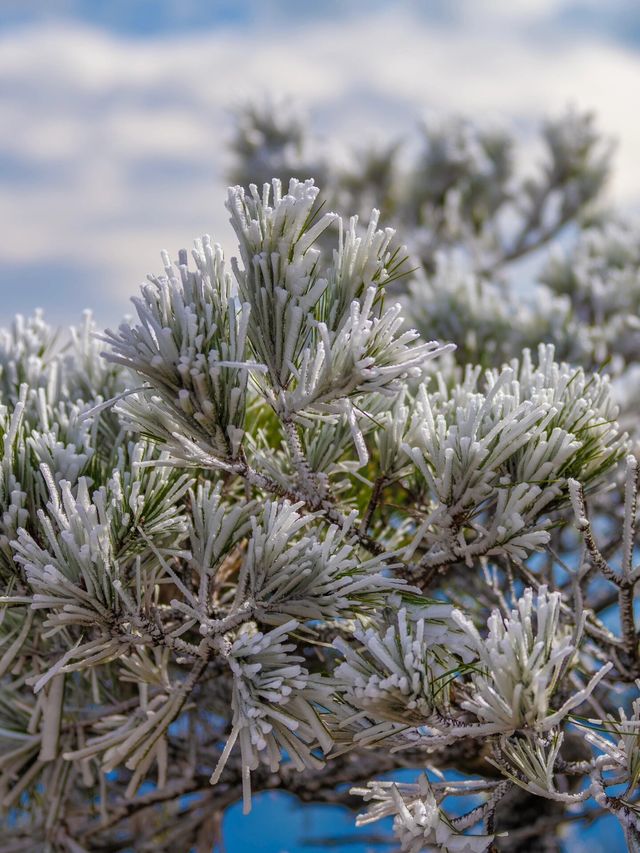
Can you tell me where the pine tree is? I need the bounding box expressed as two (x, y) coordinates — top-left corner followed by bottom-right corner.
(1, 105), (639, 852)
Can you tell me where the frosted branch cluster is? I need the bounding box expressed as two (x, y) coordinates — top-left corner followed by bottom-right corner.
(1, 104), (639, 852)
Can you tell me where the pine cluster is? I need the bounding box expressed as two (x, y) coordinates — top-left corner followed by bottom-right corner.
(1, 105), (639, 852)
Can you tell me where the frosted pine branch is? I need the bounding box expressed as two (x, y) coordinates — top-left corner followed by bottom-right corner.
(0, 144), (638, 852)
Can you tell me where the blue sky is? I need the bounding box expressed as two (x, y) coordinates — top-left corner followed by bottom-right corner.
(2, 0), (640, 45)
(2, 1), (640, 330)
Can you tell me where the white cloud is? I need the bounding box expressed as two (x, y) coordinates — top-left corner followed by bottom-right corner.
(0, 8), (639, 327)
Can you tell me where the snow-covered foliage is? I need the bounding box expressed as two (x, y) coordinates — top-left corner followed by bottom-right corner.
(1, 105), (639, 852)
(451, 587), (610, 733)
(353, 773), (496, 852)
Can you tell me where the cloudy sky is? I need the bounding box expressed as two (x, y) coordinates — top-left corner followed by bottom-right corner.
(1, 0), (640, 330)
